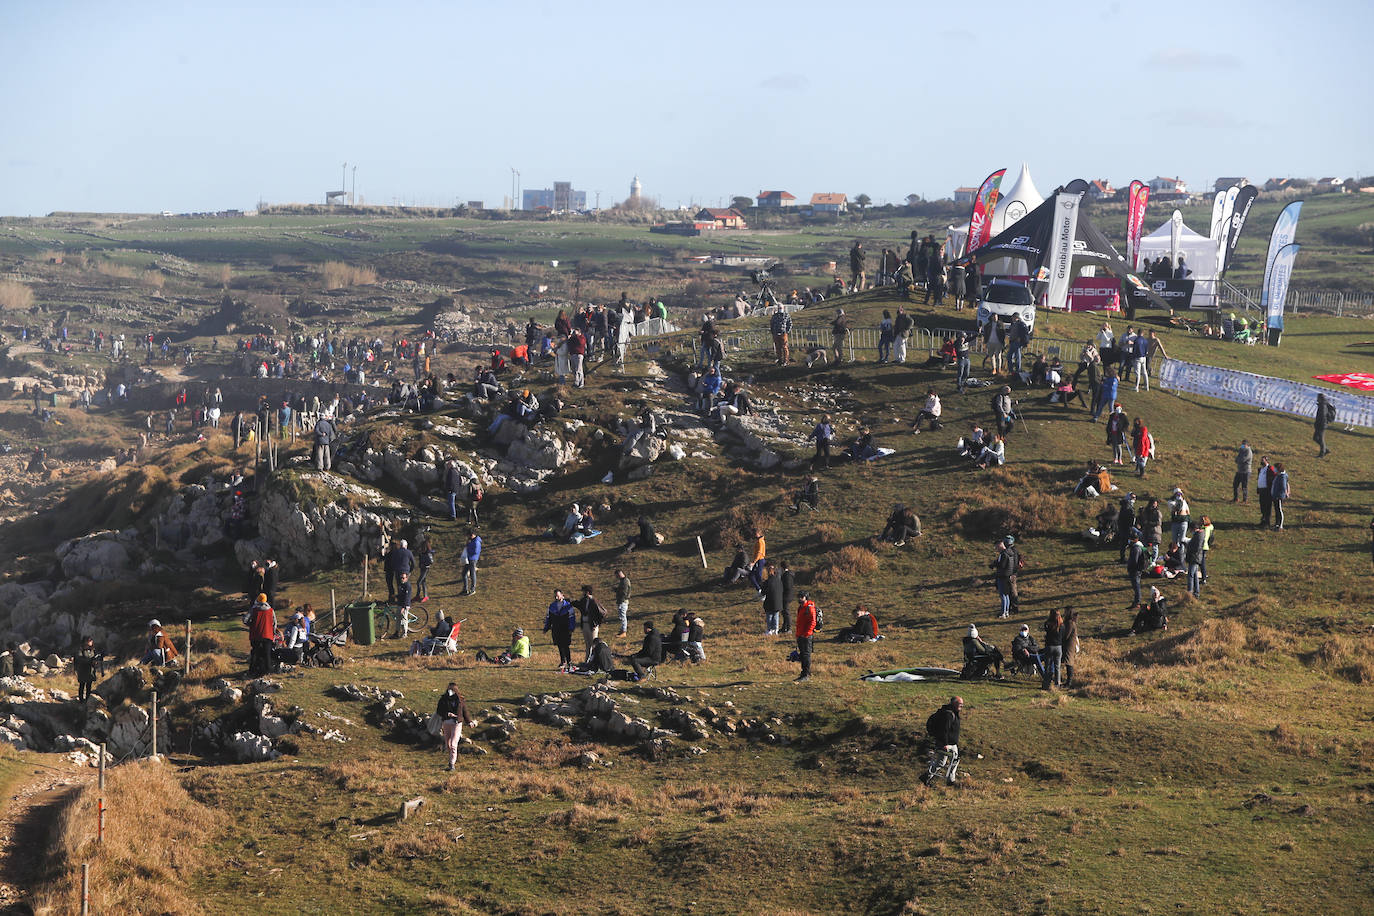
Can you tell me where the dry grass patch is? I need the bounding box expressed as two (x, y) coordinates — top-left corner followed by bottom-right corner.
(1308, 634), (1374, 684)
(949, 474), (1079, 539)
(322, 261), (378, 289)
(31, 760), (221, 916)
(815, 522), (844, 545)
(0, 279), (35, 310)
(1125, 619), (1247, 667)
(813, 545), (879, 584)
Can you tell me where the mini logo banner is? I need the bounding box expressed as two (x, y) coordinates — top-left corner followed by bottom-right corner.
(1314, 372), (1374, 392)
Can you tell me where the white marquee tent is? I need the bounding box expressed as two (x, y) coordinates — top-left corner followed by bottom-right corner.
(945, 164), (1045, 268)
(1138, 218), (1218, 306)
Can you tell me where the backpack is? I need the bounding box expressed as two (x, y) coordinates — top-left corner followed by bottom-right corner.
(1324, 402), (1336, 423)
(469, 484), (484, 503)
(925, 709), (944, 739)
(814, 603), (824, 630)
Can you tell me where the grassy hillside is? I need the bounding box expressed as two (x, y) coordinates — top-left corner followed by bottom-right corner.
(21, 289), (1374, 914)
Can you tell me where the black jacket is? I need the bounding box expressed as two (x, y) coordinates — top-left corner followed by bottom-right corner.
(587, 641), (614, 672)
(1126, 541), (1149, 575)
(435, 690), (470, 724)
(637, 629), (664, 664)
(614, 576), (631, 602)
(762, 572), (785, 613)
(929, 704), (961, 746)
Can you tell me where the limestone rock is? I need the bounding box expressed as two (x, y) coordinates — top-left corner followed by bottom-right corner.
(55, 530), (137, 582)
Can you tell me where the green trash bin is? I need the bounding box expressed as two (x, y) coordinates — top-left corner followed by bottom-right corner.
(50, 392), (59, 407)
(347, 601), (378, 646)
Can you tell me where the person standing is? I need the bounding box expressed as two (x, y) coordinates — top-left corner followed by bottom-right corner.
(748, 528), (767, 593)
(794, 591), (817, 682)
(1270, 462), (1290, 530)
(770, 306), (792, 366)
(1131, 417), (1152, 478)
(543, 589), (577, 671)
(577, 585), (605, 658)
(955, 331), (972, 394)
(312, 413), (336, 471)
(1233, 440), (1253, 503)
(848, 241), (866, 292)
(831, 309), (851, 364)
(415, 536), (434, 602)
(443, 461), (464, 521)
(991, 535), (1020, 619)
(613, 569), (631, 638)
(1126, 529), (1148, 609)
(1117, 493), (1137, 562)
(1314, 392), (1335, 457)
(1130, 330), (1150, 392)
(435, 682), (473, 771)
(1168, 487), (1191, 549)
(779, 559), (795, 634)
(1257, 456), (1275, 528)
(808, 415), (834, 471)
(1041, 608), (1063, 689)
(947, 262), (966, 309)
(1061, 610), (1080, 688)
(1105, 405), (1129, 465)
(1198, 514), (1214, 584)
(964, 262), (981, 308)
(246, 595), (276, 677)
(922, 696), (963, 786)
(74, 636), (99, 702)
(893, 307), (913, 364)
(1185, 526), (1205, 597)
(461, 530), (481, 596)
(1091, 367), (1119, 423)
(762, 561), (784, 635)
(568, 328), (587, 388)
(877, 310), (894, 364)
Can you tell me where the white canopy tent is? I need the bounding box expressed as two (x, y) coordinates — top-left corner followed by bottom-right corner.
(1138, 218), (1218, 306)
(945, 164), (1045, 272)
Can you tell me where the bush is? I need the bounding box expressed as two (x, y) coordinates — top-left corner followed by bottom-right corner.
(815, 522), (844, 545)
(950, 477), (1078, 539)
(813, 545), (879, 584)
(1124, 619), (1247, 667)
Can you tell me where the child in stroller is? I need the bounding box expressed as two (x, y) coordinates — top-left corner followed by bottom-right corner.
(277, 620), (349, 668)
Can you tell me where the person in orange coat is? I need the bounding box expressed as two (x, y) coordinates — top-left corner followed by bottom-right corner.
(794, 593), (818, 682)
(245, 594), (276, 676)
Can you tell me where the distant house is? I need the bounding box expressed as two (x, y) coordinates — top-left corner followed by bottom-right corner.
(1148, 176), (1188, 194)
(810, 193), (848, 213)
(695, 208), (747, 229)
(1263, 178), (1295, 192)
(651, 220), (713, 237)
(756, 190), (796, 208)
(1214, 177), (1248, 192)
(1086, 179), (1114, 201)
(953, 187), (979, 205)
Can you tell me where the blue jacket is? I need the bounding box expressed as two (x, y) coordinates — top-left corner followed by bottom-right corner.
(1099, 376), (1119, 406)
(463, 536), (482, 562)
(544, 598), (577, 634)
(700, 373), (722, 395)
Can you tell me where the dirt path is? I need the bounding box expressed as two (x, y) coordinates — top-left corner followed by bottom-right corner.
(0, 756), (94, 913)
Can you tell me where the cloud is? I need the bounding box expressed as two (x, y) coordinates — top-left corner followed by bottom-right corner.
(758, 73), (807, 91)
(1145, 48), (1241, 70)
(1155, 108), (1256, 130)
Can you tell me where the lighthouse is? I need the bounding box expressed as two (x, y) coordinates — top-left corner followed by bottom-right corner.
(630, 175), (642, 205)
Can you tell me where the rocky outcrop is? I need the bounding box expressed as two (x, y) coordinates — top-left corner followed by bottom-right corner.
(55, 530), (138, 582)
(254, 472), (405, 569)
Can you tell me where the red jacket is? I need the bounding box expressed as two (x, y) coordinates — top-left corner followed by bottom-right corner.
(568, 331), (586, 356)
(248, 603), (276, 641)
(795, 600), (818, 638)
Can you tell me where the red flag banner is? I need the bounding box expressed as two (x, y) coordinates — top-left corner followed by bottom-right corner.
(1314, 373), (1374, 392)
(966, 168), (1006, 255)
(1126, 180), (1150, 270)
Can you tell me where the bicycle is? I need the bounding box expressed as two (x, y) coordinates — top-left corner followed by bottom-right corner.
(376, 603), (429, 639)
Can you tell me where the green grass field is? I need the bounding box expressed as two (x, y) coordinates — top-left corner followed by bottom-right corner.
(5, 218), (1374, 915)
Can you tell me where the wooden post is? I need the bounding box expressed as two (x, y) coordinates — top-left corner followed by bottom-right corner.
(81, 862), (89, 916)
(696, 536), (708, 569)
(363, 556), (368, 597)
(184, 620), (191, 677)
(331, 589), (337, 628)
(97, 744), (106, 844)
(150, 691), (158, 759)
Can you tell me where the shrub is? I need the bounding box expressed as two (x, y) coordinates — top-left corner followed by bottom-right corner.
(1124, 619), (1247, 667)
(0, 279), (34, 310)
(815, 522), (844, 545)
(813, 545), (879, 584)
(950, 483), (1078, 539)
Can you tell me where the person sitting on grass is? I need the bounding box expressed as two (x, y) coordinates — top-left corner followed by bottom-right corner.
(572, 637), (615, 675)
(975, 434), (1006, 469)
(789, 476), (820, 514)
(911, 389), (943, 433)
(878, 505), (922, 545)
(140, 619), (180, 667)
(722, 547), (750, 585)
(837, 605), (881, 643)
(956, 426), (987, 459)
(961, 624), (1004, 678)
(848, 427), (879, 461)
(1131, 586), (1169, 634)
(696, 366), (723, 413)
(559, 504), (586, 543)
(476, 627), (531, 665)
(624, 515), (659, 552)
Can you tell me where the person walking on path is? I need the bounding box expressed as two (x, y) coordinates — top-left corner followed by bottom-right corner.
(435, 682), (474, 771)
(1314, 392), (1335, 457)
(461, 530), (481, 596)
(1270, 462), (1290, 530)
(794, 592), (818, 682)
(922, 696), (963, 786)
(1232, 440), (1253, 502)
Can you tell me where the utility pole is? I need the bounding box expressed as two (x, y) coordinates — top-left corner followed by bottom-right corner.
(351, 165), (357, 205)
(341, 162), (347, 194)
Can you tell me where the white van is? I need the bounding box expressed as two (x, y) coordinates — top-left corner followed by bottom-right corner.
(975, 279), (1036, 333)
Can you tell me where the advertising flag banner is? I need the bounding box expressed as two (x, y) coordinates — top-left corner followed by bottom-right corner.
(1126, 180), (1150, 269)
(1043, 191), (1084, 311)
(1222, 185), (1260, 275)
(1264, 243), (1300, 331)
(1169, 210), (1183, 269)
(1209, 191), (1227, 244)
(1262, 201), (1303, 300)
(1160, 358), (1374, 428)
(966, 168), (1007, 255)
(1215, 185), (1240, 275)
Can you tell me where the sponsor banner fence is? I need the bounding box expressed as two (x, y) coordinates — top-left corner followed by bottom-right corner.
(1065, 277), (1120, 312)
(1127, 278), (1196, 310)
(1159, 358), (1374, 428)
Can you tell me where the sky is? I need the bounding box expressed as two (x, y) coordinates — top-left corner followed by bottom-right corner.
(1, 0), (1371, 215)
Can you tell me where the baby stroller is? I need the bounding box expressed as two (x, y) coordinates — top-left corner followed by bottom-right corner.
(303, 621), (351, 668)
